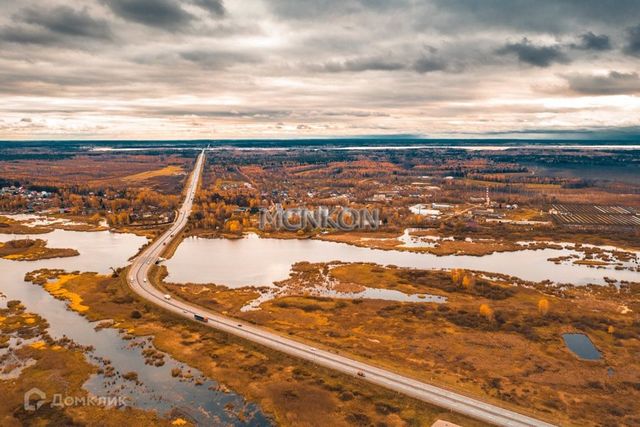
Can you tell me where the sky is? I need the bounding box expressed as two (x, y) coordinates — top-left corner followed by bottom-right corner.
(1, 0), (640, 140)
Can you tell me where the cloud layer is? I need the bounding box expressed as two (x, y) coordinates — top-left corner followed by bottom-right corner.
(0, 0), (639, 139)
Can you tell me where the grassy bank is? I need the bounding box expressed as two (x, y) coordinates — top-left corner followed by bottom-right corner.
(24, 268), (485, 427)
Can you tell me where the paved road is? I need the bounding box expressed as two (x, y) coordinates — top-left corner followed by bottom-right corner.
(127, 150), (555, 427)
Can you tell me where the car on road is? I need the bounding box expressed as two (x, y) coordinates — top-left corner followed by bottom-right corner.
(143, 278), (147, 283)
(163, 294), (171, 300)
(194, 314), (207, 322)
(356, 371), (366, 378)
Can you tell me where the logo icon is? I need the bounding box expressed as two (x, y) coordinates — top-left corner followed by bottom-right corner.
(24, 387), (46, 411)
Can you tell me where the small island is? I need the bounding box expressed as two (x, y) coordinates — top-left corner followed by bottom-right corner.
(0, 239), (79, 261)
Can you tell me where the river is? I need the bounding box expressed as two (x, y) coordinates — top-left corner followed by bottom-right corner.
(0, 228), (271, 426)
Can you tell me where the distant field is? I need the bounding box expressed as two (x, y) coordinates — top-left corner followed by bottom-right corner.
(122, 165), (184, 182)
(530, 164), (640, 185)
(0, 154), (190, 193)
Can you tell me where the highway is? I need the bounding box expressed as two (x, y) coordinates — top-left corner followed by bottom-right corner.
(127, 149), (555, 427)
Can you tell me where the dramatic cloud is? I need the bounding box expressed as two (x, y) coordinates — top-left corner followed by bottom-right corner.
(566, 71), (640, 95)
(317, 57), (405, 73)
(17, 6), (111, 39)
(623, 24), (640, 56)
(265, 0), (400, 20)
(191, 0), (225, 16)
(103, 0), (193, 30)
(572, 31), (611, 51)
(0, 25), (59, 45)
(314, 55), (452, 74)
(179, 49), (260, 69)
(430, 0), (640, 33)
(412, 55), (449, 73)
(0, 5), (111, 46)
(0, 0), (639, 139)
(497, 38), (569, 67)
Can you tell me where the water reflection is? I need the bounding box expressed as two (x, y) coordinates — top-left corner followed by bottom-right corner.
(0, 228), (270, 426)
(165, 233), (640, 288)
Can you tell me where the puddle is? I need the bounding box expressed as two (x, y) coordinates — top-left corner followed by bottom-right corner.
(562, 333), (602, 360)
(238, 264), (447, 311)
(397, 228), (453, 248)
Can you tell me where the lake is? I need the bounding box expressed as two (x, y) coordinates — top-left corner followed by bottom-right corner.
(165, 233), (640, 288)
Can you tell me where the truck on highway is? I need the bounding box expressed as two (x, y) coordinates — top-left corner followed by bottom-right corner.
(194, 314), (207, 322)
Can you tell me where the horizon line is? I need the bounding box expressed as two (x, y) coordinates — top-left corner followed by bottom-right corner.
(1, 136), (640, 144)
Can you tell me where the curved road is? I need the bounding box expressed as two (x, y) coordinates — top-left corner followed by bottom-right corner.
(127, 150), (554, 427)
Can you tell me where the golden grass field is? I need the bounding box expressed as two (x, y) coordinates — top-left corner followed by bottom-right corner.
(24, 268), (484, 427)
(162, 261), (640, 427)
(121, 165), (184, 182)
